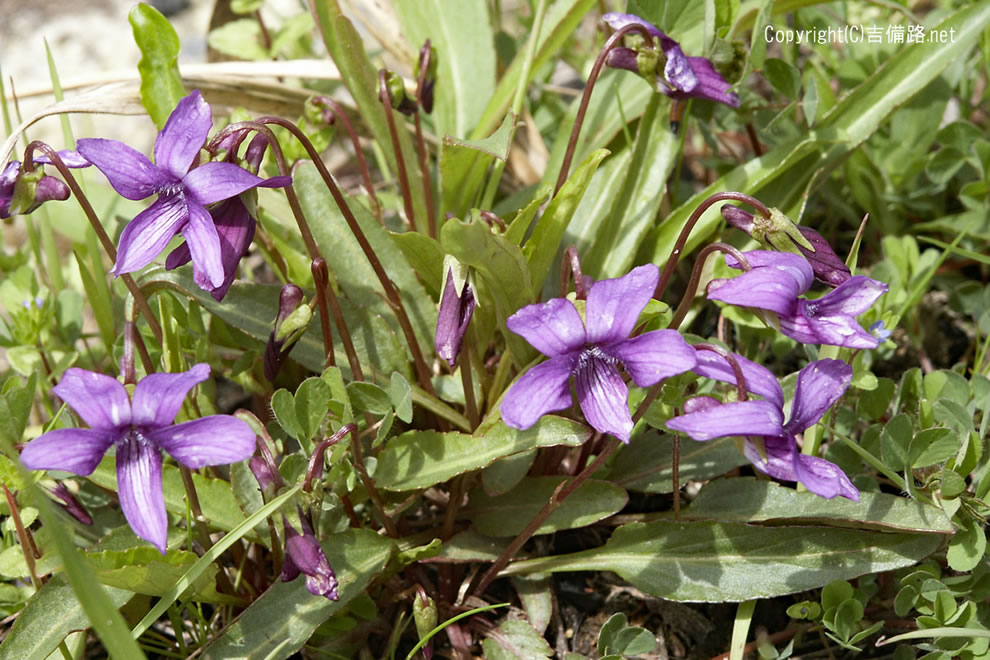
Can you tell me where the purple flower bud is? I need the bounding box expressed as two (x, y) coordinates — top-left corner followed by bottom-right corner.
(605, 47), (640, 74)
(281, 508), (338, 600)
(1, 158), (79, 218)
(435, 268), (476, 367)
(264, 285), (311, 382)
(416, 40), (437, 114)
(49, 482), (93, 526)
(721, 205), (850, 287)
(249, 456), (278, 493)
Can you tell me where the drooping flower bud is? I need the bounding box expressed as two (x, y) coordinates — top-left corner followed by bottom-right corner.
(264, 284), (313, 382)
(281, 507), (339, 600)
(416, 40), (437, 114)
(384, 71), (418, 116)
(434, 259), (476, 367)
(413, 589), (438, 660)
(720, 204), (851, 287)
(49, 482), (93, 526)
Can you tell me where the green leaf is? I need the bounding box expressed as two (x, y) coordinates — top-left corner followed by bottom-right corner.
(295, 377), (331, 441)
(608, 433), (747, 493)
(912, 428), (961, 469)
(686, 478), (953, 534)
(202, 529), (393, 659)
(440, 112), (515, 218)
(882, 413), (915, 472)
(271, 388), (302, 440)
(128, 3), (185, 128)
(0, 574), (132, 660)
(764, 58), (801, 99)
(391, 230), (445, 298)
(85, 547), (219, 600)
(0, 375), (34, 449)
(481, 449), (536, 496)
(208, 19), (269, 60)
(375, 416), (591, 491)
(347, 381), (392, 416)
(482, 619), (553, 660)
(464, 477), (627, 537)
(597, 613), (627, 656)
(857, 377), (895, 421)
(394, 0), (495, 139)
(472, 0), (597, 139)
(524, 149), (609, 290)
(512, 575), (553, 636)
(580, 94), (679, 279)
(612, 627), (656, 656)
(946, 519), (986, 572)
(441, 217), (534, 364)
(505, 519), (942, 601)
(390, 372), (414, 423)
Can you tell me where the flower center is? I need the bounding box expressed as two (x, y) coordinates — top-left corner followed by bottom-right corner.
(157, 180), (185, 197)
(575, 345), (620, 371)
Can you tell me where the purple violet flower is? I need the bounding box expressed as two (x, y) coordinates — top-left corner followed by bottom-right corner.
(281, 507), (339, 600)
(435, 268), (476, 367)
(707, 250), (887, 349)
(164, 133), (279, 300)
(501, 264), (697, 442)
(1, 151), (89, 218)
(20, 364), (256, 553)
(603, 13), (740, 108)
(667, 355), (859, 500)
(77, 91), (289, 288)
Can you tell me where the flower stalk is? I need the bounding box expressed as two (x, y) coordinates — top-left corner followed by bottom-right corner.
(654, 191), (771, 301)
(378, 69), (418, 232)
(668, 242), (751, 331)
(24, 141), (164, 346)
(554, 22), (656, 195)
(310, 96), (381, 221)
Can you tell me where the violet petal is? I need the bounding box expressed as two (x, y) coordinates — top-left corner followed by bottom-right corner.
(506, 298), (585, 358)
(435, 269), (476, 367)
(53, 368), (132, 430)
(575, 356), (633, 442)
(131, 363), (211, 428)
(707, 266), (804, 316)
(281, 514), (338, 599)
(683, 56), (740, 107)
(814, 276), (888, 317)
(604, 329), (696, 387)
(693, 351), (784, 409)
(111, 195), (190, 277)
(19, 428), (116, 475)
(785, 359), (852, 435)
(726, 250), (814, 291)
(148, 415), (256, 468)
(743, 435), (799, 481)
(663, 45), (698, 94)
(584, 263), (659, 344)
(793, 453), (860, 501)
(182, 200), (225, 288)
(182, 162), (268, 206)
(117, 432), (168, 553)
(501, 354), (576, 430)
(154, 90), (212, 180)
(165, 242), (193, 270)
(785, 302), (880, 349)
(77, 138), (168, 201)
(666, 399), (784, 441)
(205, 198), (256, 300)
